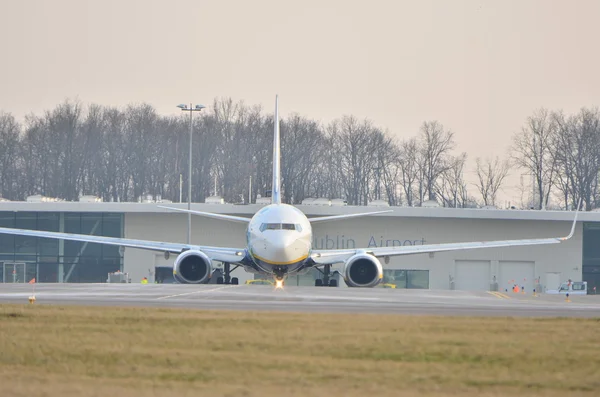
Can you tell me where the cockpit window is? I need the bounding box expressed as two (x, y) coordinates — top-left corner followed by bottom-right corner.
(260, 223), (302, 232)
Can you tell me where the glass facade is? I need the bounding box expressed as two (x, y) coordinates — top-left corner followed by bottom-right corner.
(0, 212), (123, 283)
(383, 269), (429, 289)
(583, 223), (600, 294)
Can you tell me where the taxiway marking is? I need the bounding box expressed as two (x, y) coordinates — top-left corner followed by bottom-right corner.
(487, 291), (511, 300)
(156, 285), (236, 300)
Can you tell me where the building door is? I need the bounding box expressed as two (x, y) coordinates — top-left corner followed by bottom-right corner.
(498, 261), (535, 293)
(2, 262), (27, 283)
(454, 260), (491, 291)
(545, 272), (561, 292)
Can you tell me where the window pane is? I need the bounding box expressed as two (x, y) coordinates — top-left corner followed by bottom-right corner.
(63, 256), (120, 283)
(101, 213), (122, 258)
(15, 212), (37, 255)
(81, 213), (102, 257)
(0, 212), (14, 255)
(407, 270), (429, 289)
(38, 262), (59, 283)
(38, 213), (59, 258)
(584, 222), (600, 260)
(65, 213), (82, 257)
(383, 269), (406, 288)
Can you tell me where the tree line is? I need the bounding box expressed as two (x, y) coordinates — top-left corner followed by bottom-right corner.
(512, 107), (600, 211)
(0, 98), (597, 210)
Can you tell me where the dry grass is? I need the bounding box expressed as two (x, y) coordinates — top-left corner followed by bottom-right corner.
(0, 304), (599, 397)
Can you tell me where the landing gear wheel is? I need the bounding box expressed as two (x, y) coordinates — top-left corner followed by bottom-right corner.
(231, 277), (239, 285)
(329, 279), (337, 287)
(315, 279), (323, 287)
(217, 277), (224, 285)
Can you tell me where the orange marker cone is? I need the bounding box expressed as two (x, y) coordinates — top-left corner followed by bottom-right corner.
(29, 278), (36, 303)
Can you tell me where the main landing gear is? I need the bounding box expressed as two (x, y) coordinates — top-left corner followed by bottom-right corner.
(216, 262), (240, 285)
(315, 264), (338, 287)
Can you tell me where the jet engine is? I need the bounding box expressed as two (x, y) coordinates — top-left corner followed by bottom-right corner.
(343, 253), (383, 288)
(173, 250), (213, 284)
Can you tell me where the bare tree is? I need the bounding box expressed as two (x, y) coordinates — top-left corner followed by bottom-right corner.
(8, 96), (600, 211)
(329, 116), (390, 205)
(100, 107), (128, 201)
(398, 138), (420, 207)
(436, 153), (468, 208)
(0, 112), (22, 200)
(474, 156), (512, 207)
(309, 133), (345, 200)
(378, 141), (403, 206)
(552, 108), (600, 210)
(418, 121), (455, 202)
(281, 114), (323, 204)
(511, 108), (558, 209)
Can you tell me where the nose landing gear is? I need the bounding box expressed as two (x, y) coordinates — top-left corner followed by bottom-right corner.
(274, 277), (285, 289)
(272, 266), (287, 289)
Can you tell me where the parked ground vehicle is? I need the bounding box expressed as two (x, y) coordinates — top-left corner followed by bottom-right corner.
(546, 280), (587, 295)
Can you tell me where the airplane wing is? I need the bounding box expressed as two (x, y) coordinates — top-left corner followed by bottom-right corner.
(0, 226), (245, 263)
(310, 208), (580, 265)
(308, 210), (393, 223)
(157, 206), (251, 223)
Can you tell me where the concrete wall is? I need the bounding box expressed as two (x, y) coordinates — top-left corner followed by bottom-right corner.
(124, 212), (583, 291)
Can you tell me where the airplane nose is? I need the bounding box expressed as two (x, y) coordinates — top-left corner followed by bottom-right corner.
(269, 234), (301, 258)
(272, 234), (296, 251)
(257, 233), (308, 265)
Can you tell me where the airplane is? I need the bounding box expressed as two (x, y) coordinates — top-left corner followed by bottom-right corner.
(0, 96), (581, 289)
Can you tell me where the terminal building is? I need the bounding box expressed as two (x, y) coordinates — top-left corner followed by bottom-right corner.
(0, 196), (599, 293)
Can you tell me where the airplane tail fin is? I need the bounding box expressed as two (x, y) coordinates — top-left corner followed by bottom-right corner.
(272, 95), (282, 204)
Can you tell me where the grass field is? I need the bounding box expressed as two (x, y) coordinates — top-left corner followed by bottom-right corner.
(0, 304), (599, 397)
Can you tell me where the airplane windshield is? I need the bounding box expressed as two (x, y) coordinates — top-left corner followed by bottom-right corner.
(260, 223), (302, 232)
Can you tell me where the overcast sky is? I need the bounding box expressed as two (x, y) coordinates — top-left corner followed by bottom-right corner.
(1, 0), (599, 206)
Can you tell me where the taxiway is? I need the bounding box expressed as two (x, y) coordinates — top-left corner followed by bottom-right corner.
(1, 283), (599, 317)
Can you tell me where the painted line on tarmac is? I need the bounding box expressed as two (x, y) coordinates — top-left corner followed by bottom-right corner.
(156, 285), (236, 300)
(487, 291), (511, 300)
(215, 289), (383, 301)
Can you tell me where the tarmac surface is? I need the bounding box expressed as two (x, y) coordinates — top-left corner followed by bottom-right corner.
(1, 283), (599, 317)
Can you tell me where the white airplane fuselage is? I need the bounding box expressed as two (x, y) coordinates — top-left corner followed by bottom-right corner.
(247, 203), (312, 278)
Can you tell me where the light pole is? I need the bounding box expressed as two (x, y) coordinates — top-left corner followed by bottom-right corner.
(177, 103), (206, 244)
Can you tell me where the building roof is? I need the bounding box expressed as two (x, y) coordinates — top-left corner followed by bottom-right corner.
(0, 201), (598, 222)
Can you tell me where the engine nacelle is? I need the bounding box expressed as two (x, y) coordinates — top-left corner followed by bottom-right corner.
(173, 250), (213, 284)
(343, 254), (383, 288)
